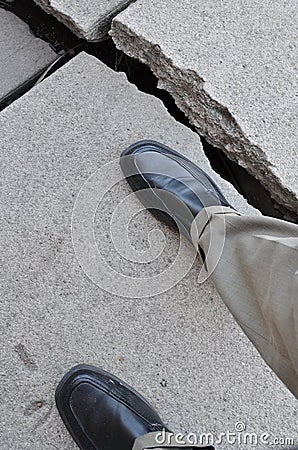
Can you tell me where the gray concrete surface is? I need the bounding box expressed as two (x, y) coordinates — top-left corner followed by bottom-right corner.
(33, 0), (137, 41)
(111, 0), (298, 217)
(0, 9), (56, 101)
(0, 53), (296, 449)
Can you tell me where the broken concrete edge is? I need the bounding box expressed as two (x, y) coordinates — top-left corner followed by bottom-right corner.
(33, 0), (97, 40)
(33, 0), (138, 41)
(110, 20), (298, 219)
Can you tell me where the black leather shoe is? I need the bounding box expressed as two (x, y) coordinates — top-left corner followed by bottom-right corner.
(55, 365), (168, 450)
(120, 140), (232, 242)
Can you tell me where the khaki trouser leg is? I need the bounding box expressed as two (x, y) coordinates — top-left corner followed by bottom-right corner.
(132, 432), (213, 449)
(190, 206), (298, 398)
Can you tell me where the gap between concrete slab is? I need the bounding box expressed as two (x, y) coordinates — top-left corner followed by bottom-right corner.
(1, 0), (295, 222)
(0, 0), (82, 52)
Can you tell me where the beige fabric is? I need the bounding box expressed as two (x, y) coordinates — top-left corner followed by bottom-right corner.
(132, 431), (212, 450)
(191, 206), (298, 398)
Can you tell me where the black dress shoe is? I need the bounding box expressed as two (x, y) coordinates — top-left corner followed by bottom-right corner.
(120, 140), (232, 242)
(55, 365), (168, 450)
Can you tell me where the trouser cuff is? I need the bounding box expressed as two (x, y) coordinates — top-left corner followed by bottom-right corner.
(190, 206), (241, 248)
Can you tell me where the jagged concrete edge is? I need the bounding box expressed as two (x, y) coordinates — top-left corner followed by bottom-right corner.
(111, 19), (298, 217)
(33, 0), (137, 41)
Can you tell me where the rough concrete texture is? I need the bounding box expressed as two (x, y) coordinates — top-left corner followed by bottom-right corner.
(0, 9), (56, 100)
(111, 0), (298, 217)
(0, 52), (296, 449)
(33, 0), (137, 41)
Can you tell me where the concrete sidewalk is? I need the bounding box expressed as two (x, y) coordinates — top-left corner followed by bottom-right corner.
(111, 0), (298, 218)
(0, 53), (296, 449)
(0, 9), (56, 103)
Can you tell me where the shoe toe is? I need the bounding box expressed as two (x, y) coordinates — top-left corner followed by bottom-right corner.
(55, 365), (167, 450)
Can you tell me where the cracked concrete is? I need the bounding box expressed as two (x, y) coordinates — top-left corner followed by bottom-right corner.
(111, 0), (298, 217)
(33, 0), (137, 41)
(1, 52), (297, 449)
(0, 9), (56, 101)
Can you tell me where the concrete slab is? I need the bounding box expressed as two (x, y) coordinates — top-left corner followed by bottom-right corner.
(0, 9), (57, 101)
(33, 0), (136, 41)
(111, 0), (298, 217)
(0, 53), (296, 449)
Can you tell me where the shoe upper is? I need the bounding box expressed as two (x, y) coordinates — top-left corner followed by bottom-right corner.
(120, 141), (232, 242)
(55, 365), (167, 450)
